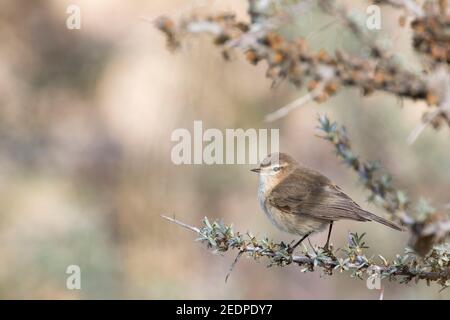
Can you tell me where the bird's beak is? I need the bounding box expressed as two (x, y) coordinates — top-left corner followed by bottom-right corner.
(250, 168), (261, 173)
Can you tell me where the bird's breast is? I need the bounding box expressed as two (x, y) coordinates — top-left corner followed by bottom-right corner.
(258, 184), (327, 236)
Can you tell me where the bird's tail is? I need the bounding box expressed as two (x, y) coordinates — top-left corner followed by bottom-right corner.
(358, 209), (404, 231)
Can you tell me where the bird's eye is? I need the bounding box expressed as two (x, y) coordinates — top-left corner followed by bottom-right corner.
(273, 166), (281, 172)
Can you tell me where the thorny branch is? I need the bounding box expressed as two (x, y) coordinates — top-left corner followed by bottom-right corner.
(162, 215), (450, 289)
(161, 115), (449, 287)
(155, 0), (450, 129)
(317, 115), (450, 255)
(156, 0), (450, 288)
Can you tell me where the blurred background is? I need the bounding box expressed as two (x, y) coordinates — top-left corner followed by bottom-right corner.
(0, 0), (449, 299)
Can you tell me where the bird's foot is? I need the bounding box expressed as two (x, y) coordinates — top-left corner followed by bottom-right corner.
(281, 241), (294, 254)
(286, 242), (296, 255)
(321, 243), (333, 255)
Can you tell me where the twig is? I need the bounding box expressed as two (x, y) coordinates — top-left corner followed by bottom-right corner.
(305, 19), (338, 40)
(225, 250), (244, 283)
(407, 109), (440, 145)
(265, 87), (322, 122)
(161, 214), (200, 233)
(318, 115), (450, 254)
(162, 215), (450, 287)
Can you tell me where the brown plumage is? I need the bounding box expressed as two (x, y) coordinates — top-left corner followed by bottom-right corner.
(251, 153), (403, 248)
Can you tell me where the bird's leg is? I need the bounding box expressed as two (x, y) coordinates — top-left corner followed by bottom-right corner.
(324, 221), (333, 250)
(290, 232), (312, 252)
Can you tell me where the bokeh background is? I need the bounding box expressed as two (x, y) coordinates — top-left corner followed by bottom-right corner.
(0, 0), (449, 299)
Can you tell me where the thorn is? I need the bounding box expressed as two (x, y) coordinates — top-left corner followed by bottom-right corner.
(161, 214), (200, 233)
(264, 86), (323, 122)
(407, 109), (440, 145)
(225, 250), (244, 283)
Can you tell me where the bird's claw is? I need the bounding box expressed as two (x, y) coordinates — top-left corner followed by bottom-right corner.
(286, 245), (294, 255)
(321, 244), (333, 255)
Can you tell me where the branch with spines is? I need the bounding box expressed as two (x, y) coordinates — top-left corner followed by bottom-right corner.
(162, 115), (449, 286)
(156, 0), (450, 287)
(317, 115), (410, 220)
(155, 0), (450, 127)
(162, 215), (450, 288)
(317, 115), (450, 255)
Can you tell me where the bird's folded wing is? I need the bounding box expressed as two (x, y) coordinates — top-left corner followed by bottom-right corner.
(267, 170), (368, 222)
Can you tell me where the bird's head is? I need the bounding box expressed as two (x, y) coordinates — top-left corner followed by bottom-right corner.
(251, 152), (297, 179)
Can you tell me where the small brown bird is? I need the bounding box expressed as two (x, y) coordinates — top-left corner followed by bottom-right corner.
(251, 153), (402, 250)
